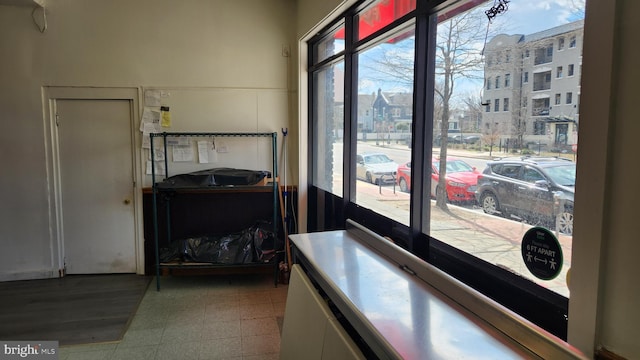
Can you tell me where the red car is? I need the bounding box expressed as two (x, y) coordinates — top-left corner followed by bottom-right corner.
(396, 157), (480, 202)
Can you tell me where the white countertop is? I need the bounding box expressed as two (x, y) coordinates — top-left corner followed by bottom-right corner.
(290, 229), (543, 359)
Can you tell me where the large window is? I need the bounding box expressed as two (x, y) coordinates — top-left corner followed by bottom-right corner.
(311, 27), (345, 197)
(355, 26), (415, 225)
(308, 0), (585, 339)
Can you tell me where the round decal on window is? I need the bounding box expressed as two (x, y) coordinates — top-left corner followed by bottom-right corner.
(521, 227), (563, 280)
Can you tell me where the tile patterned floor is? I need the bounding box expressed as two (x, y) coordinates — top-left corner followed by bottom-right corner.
(58, 273), (287, 360)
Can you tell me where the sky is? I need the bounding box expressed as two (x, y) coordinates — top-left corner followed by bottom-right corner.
(356, 0), (586, 98)
(494, 0), (585, 35)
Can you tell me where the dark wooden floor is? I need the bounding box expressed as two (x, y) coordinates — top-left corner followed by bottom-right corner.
(0, 274), (151, 346)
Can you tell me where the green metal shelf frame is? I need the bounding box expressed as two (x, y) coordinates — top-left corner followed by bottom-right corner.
(150, 132), (278, 291)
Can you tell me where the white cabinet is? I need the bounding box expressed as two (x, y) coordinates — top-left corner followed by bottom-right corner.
(280, 264), (365, 360)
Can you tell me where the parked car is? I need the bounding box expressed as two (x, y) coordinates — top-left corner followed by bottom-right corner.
(396, 157), (480, 203)
(356, 153), (398, 185)
(463, 135), (481, 144)
(475, 157), (576, 235)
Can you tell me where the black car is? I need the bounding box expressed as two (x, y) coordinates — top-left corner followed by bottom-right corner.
(475, 157), (576, 235)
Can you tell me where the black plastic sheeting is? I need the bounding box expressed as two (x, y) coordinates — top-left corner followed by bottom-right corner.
(157, 168), (270, 188)
(159, 222), (279, 264)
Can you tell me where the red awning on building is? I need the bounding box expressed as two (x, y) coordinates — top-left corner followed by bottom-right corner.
(334, 0), (489, 41)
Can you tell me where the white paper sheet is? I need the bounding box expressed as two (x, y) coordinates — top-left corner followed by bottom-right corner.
(172, 146), (194, 162)
(144, 90), (162, 107)
(197, 141), (209, 163)
(146, 160), (166, 175)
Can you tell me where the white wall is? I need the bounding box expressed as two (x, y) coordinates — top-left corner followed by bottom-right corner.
(568, 0), (640, 357)
(589, 0), (640, 356)
(0, 5), (51, 280)
(0, 0), (295, 280)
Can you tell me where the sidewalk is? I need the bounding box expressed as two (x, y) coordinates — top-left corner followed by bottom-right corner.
(352, 141), (572, 297)
(370, 139), (574, 161)
(357, 182), (571, 297)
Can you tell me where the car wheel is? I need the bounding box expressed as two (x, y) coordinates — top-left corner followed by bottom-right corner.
(480, 192), (500, 215)
(366, 172), (373, 184)
(556, 208), (573, 235)
(399, 178), (409, 193)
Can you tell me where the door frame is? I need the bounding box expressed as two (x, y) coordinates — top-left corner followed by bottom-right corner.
(43, 87), (144, 275)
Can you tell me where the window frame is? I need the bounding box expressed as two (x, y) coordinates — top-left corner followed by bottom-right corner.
(306, 0), (570, 340)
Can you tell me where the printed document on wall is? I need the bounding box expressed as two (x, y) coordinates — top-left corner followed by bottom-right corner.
(197, 140), (217, 163)
(173, 145), (194, 162)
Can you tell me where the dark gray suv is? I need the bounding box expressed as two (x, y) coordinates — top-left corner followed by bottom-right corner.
(475, 157), (576, 235)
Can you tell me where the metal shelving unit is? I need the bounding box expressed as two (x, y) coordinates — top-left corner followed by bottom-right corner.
(150, 132), (278, 290)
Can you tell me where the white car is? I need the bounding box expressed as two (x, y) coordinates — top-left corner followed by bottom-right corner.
(356, 153), (398, 185)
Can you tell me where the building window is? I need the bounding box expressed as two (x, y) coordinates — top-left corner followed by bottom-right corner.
(525, 49), (530, 58)
(505, 49), (511, 63)
(533, 71), (552, 91)
(495, 76), (500, 89)
(503, 98), (510, 111)
(523, 72), (529, 83)
(494, 98), (500, 112)
(485, 100), (491, 112)
(505, 73), (511, 87)
(534, 120), (546, 135)
(534, 45), (554, 64)
(570, 35), (576, 47)
(557, 66), (563, 78)
(566, 92), (573, 104)
(568, 64), (575, 76)
(555, 93), (561, 105)
(312, 62), (345, 197)
(533, 98), (550, 116)
(558, 37), (565, 50)
(354, 25), (415, 225)
(486, 77), (491, 90)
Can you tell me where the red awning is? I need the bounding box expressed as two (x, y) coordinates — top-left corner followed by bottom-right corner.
(335, 0), (416, 40)
(334, 0), (488, 41)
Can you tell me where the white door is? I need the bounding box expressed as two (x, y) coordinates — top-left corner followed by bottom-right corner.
(57, 99), (136, 274)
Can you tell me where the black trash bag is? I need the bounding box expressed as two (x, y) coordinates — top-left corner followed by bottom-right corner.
(156, 168), (270, 188)
(158, 221), (280, 264)
(252, 222), (278, 263)
(159, 242), (182, 263)
(181, 228), (255, 264)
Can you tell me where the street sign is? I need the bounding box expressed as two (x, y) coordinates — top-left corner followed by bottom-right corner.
(571, 143), (578, 152)
(521, 227), (563, 280)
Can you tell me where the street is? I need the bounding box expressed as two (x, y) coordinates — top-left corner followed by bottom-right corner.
(330, 140), (572, 297)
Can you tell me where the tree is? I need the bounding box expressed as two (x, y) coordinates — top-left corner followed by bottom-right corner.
(433, 8), (489, 209)
(462, 92), (484, 133)
(359, 4), (499, 210)
(483, 122), (502, 157)
(509, 85), (528, 150)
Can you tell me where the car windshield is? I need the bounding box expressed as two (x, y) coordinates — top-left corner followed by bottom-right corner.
(365, 154), (393, 164)
(434, 160), (474, 173)
(543, 164), (576, 186)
